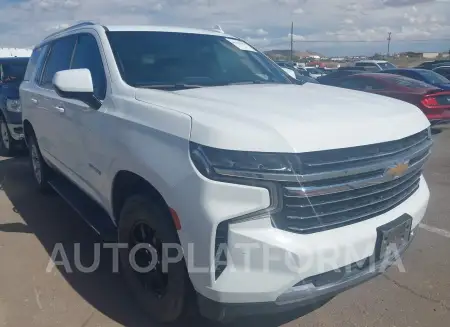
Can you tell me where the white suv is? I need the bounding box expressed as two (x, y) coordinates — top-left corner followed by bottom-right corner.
(20, 22), (432, 323)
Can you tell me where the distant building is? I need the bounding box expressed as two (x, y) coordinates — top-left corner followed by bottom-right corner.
(422, 52), (440, 59)
(0, 48), (32, 58)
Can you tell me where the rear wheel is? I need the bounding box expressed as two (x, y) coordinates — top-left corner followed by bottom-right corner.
(118, 194), (196, 324)
(0, 115), (17, 156)
(28, 134), (52, 192)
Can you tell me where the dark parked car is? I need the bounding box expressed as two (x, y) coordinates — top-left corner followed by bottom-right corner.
(333, 73), (450, 125)
(432, 66), (450, 80)
(415, 60), (450, 70)
(382, 68), (450, 90)
(317, 70), (364, 86)
(0, 57), (29, 155)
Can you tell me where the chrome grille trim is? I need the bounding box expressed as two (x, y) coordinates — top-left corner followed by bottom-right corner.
(284, 152), (429, 198)
(284, 183), (419, 233)
(286, 173), (421, 220)
(285, 170), (421, 208)
(271, 128), (432, 234)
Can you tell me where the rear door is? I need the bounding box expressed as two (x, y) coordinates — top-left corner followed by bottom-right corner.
(34, 35), (77, 166)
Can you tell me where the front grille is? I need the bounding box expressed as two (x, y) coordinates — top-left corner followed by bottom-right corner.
(272, 129), (432, 234)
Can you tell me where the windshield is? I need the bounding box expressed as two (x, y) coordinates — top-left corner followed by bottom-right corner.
(419, 70), (450, 84)
(378, 62), (396, 69)
(106, 31), (291, 88)
(0, 61), (28, 83)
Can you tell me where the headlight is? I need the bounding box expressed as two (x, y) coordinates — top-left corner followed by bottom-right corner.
(6, 99), (21, 112)
(189, 142), (300, 181)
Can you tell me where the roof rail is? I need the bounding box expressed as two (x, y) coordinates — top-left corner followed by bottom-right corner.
(44, 21), (96, 40)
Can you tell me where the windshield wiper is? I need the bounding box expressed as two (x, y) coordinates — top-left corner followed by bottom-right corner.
(135, 84), (205, 90)
(226, 80), (278, 85)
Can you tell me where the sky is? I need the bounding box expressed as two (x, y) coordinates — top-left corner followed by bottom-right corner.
(0, 0), (449, 56)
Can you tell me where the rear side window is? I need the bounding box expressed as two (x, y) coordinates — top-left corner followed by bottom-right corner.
(40, 36), (76, 88)
(71, 34), (107, 99)
(434, 67), (450, 79)
(24, 46), (47, 81)
(391, 76), (431, 88)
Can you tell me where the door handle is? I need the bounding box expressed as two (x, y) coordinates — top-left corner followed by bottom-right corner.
(54, 105), (65, 113)
(31, 98), (38, 104)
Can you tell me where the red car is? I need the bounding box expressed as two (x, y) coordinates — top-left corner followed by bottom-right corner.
(332, 73), (450, 125)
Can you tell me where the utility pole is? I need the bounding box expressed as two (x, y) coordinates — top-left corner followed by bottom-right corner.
(387, 32), (392, 57)
(290, 22), (294, 62)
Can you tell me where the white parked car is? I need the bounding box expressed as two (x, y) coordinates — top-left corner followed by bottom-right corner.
(304, 67), (326, 78)
(20, 22), (432, 323)
(354, 60), (397, 71)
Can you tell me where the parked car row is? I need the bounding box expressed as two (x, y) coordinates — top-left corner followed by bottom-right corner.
(312, 64), (450, 125)
(2, 22), (434, 325)
(0, 56), (30, 155)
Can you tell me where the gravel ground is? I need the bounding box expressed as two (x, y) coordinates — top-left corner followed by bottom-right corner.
(0, 127), (449, 327)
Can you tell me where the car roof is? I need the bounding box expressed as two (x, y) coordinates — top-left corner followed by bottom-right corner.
(356, 60), (388, 63)
(349, 72), (413, 80)
(349, 72), (437, 87)
(39, 23), (237, 46)
(383, 68), (430, 73)
(104, 25), (235, 38)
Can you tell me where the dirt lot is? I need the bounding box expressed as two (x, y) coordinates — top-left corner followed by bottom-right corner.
(1, 128), (450, 327)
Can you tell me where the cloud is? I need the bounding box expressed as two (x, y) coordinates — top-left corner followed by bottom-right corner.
(242, 28), (269, 36)
(381, 0), (435, 7)
(0, 0), (448, 56)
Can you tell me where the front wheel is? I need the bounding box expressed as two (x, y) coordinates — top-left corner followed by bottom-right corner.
(118, 194), (196, 323)
(28, 134), (52, 192)
(0, 115), (17, 156)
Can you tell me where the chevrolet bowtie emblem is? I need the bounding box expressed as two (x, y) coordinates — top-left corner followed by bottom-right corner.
(385, 162), (409, 179)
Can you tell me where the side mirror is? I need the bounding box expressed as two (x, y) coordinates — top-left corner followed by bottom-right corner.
(52, 69), (101, 109)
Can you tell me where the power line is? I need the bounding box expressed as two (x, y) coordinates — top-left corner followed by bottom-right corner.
(292, 38), (450, 43)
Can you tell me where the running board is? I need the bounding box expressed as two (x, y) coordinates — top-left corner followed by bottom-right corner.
(48, 175), (117, 242)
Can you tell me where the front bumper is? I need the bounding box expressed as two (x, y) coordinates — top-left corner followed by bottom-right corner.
(199, 225), (418, 322)
(191, 177), (429, 321)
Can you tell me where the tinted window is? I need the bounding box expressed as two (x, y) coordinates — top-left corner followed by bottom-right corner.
(417, 70), (449, 84)
(24, 46), (47, 81)
(106, 31), (291, 88)
(71, 34), (107, 99)
(434, 67), (450, 79)
(390, 76), (431, 88)
(377, 62), (396, 69)
(40, 36), (76, 88)
(1, 61), (29, 83)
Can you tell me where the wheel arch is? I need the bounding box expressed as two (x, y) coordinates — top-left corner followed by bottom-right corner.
(111, 170), (175, 227)
(23, 119), (34, 146)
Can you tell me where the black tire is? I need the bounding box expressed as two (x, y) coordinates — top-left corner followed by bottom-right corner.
(27, 133), (52, 192)
(118, 194), (196, 324)
(0, 115), (17, 157)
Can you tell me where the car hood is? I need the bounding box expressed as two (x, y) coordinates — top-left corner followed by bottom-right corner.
(135, 83), (430, 153)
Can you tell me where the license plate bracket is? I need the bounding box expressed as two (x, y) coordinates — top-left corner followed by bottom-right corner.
(375, 214), (413, 261)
